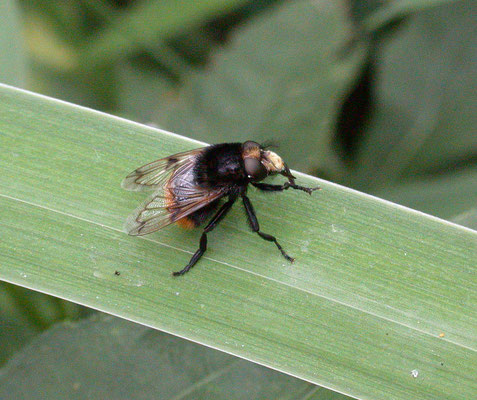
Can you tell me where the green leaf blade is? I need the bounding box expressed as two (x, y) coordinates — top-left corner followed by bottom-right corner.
(0, 84), (476, 399)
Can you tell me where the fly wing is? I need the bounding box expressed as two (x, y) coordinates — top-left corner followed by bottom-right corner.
(124, 152), (225, 236)
(124, 187), (224, 236)
(121, 148), (203, 191)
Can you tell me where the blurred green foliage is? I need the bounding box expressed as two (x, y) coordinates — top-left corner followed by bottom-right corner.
(0, 314), (352, 399)
(1, 0), (475, 398)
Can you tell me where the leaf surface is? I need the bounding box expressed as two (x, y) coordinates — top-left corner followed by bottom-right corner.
(0, 84), (476, 400)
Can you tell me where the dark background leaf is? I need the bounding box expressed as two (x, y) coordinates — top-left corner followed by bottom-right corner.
(0, 314), (348, 400)
(351, 0), (477, 194)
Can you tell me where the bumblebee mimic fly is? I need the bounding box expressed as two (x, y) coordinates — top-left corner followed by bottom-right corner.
(122, 141), (319, 276)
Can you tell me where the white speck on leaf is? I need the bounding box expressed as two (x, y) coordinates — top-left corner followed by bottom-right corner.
(300, 240), (310, 253)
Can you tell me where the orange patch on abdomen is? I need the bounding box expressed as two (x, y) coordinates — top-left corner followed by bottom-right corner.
(176, 217), (196, 229)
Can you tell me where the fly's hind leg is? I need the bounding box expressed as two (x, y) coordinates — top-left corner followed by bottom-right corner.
(172, 233), (207, 276)
(172, 196), (237, 276)
(241, 194), (294, 262)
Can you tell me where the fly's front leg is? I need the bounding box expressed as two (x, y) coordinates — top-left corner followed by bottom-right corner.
(252, 182), (320, 195)
(287, 181), (320, 195)
(241, 194), (294, 262)
(173, 196), (237, 276)
(252, 182), (288, 192)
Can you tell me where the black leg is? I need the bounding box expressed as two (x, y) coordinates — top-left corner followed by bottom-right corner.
(172, 196), (237, 276)
(252, 182), (288, 192)
(173, 233), (207, 276)
(252, 181), (320, 195)
(241, 194), (294, 262)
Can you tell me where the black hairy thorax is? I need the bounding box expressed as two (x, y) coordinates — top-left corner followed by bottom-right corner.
(195, 143), (247, 189)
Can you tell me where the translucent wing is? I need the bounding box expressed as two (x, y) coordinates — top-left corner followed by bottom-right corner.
(121, 148), (203, 191)
(124, 188), (224, 236)
(123, 149), (225, 236)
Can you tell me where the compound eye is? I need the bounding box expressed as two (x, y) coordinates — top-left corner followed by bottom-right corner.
(244, 157), (267, 181)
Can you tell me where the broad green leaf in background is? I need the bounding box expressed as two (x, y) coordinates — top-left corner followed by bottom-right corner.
(154, 0), (367, 174)
(0, 314), (349, 399)
(353, 0), (477, 192)
(375, 166), (477, 220)
(0, 0), (26, 87)
(0, 285), (45, 365)
(0, 280), (85, 366)
(0, 84), (476, 399)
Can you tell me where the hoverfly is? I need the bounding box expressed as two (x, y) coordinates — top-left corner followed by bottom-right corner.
(122, 141), (319, 276)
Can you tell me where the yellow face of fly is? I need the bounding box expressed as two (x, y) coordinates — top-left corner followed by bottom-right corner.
(261, 150), (285, 174)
